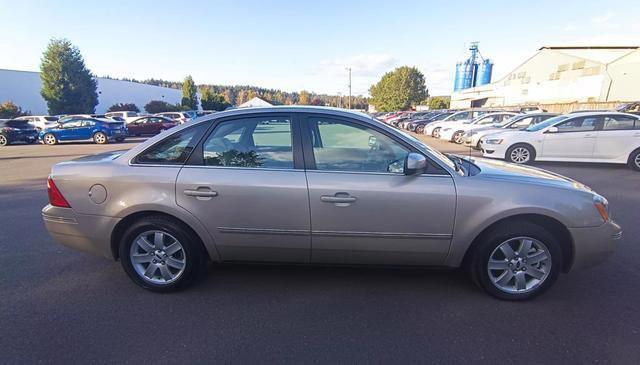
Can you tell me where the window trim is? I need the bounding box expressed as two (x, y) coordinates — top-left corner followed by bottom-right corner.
(300, 113), (449, 176)
(552, 116), (603, 133)
(131, 122), (212, 166)
(185, 113), (304, 170)
(600, 115), (638, 131)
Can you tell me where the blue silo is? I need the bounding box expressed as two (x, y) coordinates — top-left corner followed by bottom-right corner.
(454, 62), (464, 91)
(476, 59), (493, 86)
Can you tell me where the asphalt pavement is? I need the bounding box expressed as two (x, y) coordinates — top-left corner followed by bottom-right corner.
(1, 136), (639, 363)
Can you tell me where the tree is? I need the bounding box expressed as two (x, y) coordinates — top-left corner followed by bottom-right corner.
(298, 90), (311, 105)
(107, 102), (140, 112)
(181, 75), (198, 109)
(369, 66), (427, 111)
(0, 101), (30, 119)
(144, 100), (181, 114)
(40, 38), (98, 115)
(200, 87), (231, 111)
(427, 96), (450, 110)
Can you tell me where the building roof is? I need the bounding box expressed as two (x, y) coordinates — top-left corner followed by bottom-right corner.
(237, 97), (273, 108)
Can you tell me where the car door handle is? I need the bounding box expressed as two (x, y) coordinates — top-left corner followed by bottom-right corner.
(184, 189), (218, 198)
(320, 194), (357, 205)
(583, 135), (596, 139)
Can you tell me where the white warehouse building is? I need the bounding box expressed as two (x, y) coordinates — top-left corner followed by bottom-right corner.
(450, 46), (640, 109)
(0, 69), (183, 115)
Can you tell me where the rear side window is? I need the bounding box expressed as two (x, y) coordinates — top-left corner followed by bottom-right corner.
(603, 116), (636, 130)
(6, 120), (32, 129)
(202, 117), (294, 169)
(135, 123), (209, 165)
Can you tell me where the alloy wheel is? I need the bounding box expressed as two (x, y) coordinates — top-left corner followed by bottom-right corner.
(94, 133), (107, 144)
(635, 153), (640, 169)
(510, 147), (530, 164)
(129, 230), (186, 285)
(487, 236), (552, 294)
(453, 131), (464, 144)
(44, 134), (56, 145)
(0, 135), (7, 146)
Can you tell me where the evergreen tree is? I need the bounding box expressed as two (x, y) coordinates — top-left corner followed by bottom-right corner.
(181, 75), (198, 109)
(40, 38), (98, 115)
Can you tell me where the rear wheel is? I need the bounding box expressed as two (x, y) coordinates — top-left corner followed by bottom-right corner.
(416, 125), (425, 134)
(0, 134), (8, 146)
(93, 132), (108, 144)
(628, 149), (640, 171)
(432, 127), (441, 138)
(119, 216), (207, 292)
(43, 133), (57, 145)
(452, 130), (464, 144)
(468, 221), (562, 300)
(506, 144), (535, 164)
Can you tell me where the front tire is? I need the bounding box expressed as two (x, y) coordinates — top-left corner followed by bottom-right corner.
(432, 127), (441, 138)
(93, 132), (108, 144)
(416, 125), (425, 134)
(628, 149), (640, 171)
(119, 216), (207, 292)
(43, 133), (57, 145)
(452, 130), (464, 144)
(506, 144), (535, 164)
(0, 134), (8, 146)
(468, 221), (562, 300)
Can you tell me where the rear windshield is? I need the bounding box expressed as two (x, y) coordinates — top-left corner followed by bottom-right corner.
(6, 120), (32, 129)
(44, 116), (58, 122)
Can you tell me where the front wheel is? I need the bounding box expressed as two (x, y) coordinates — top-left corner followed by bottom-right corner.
(432, 127), (441, 138)
(93, 132), (108, 144)
(468, 221), (562, 300)
(506, 144), (535, 164)
(416, 125), (425, 134)
(119, 216), (207, 292)
(43, 133), (57, 145)
(0, 134), (8, 146)
(452, 131), (465, 144)
(628, 149), (640, 171)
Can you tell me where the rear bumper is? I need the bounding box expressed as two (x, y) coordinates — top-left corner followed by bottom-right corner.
(568, 220), (622, 270)
(42, 205), (120, 259)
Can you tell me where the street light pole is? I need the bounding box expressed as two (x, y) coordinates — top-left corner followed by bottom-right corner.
(345, 67), (352, 109)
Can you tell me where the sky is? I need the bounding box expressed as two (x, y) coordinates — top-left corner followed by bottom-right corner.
(1, 0), (639, 96)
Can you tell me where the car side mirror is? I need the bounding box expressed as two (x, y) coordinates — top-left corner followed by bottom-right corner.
(546, 126), (559, 133)
(404, 153), (427, 175)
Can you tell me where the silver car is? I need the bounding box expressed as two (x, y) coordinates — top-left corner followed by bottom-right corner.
(42, 106), (622, 300)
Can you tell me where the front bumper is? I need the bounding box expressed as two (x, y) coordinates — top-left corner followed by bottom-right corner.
(42, 205), (120, 259)
(568, 220), (622, 270)
(480, 141), (508, 159)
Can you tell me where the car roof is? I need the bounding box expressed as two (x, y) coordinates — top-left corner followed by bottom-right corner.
(200, 106), (374, 121)
(565, 111), (639, 117)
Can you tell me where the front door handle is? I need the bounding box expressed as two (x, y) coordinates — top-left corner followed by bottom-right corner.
(321, 193), (357, 206)
(184, 188), (218, 198)
(583, 134), (596, 139)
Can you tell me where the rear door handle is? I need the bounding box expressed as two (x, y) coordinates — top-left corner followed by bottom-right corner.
(583, 134), (596, 139)
(320, 193), (357, 206)
(184, 188), (218, 199)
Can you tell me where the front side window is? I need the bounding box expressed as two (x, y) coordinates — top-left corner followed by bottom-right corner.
(308, 118), (409, 174)
(603, 116), (636, 130)
(62, 120), (83, 128)
(202, 117), (294, 169)
(509, 116), (534, 129)
(556, 116), (601, 132)
(135, 123), (209, 165)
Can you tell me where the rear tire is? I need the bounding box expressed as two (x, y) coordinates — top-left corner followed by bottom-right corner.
(416, 125), (425, 134)
(432, 127), (441, 138)
(119, 216), (207, 292)
(0, 134), (8, 146)
(628, 149), (640, 171)
(467, 221), (562, 300)
(93, 132), (108, 144)
(452, 130), (464, 144)
(506, 144), (535, 164)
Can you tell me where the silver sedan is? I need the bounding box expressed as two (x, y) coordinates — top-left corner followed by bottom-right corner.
(42, 106), (622, 300)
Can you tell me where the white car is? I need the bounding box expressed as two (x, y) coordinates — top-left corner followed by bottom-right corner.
(464, 113), (559, 149)
(423, 110), (492, 137)
(438, 112), (517, 143)
(15, 115), (59, 130)
(154, 112), (192, 124)
(105, 111), (141, 124)
(479, 112), (640, 170)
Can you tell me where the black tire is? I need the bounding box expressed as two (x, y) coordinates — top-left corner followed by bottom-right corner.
(506, 143), (535, 164)
(416, 125), (425, 134)
(431, 127), (441, 137)
(43, 133), (57, 145)
(467, 221), (562, 301)
(628, 149), (640, 171)
(0, 134), (8, 146)
(452, 130), (464, 143)
(93, 132), (108, 144)
(119, 215), (208, 292)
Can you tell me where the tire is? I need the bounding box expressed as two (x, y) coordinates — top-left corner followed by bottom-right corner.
(119, 215), (208, 292)
(43, 133), (57, 145)
(93, 132), (108, 144)
(452, 130), (464, 144)
(416, 125), (425, 134)
(0, 134), (8, 146)
(467, 221), (562, 300)
(506, 144), (535, 164)
(432, 127), (441, 138)
(628, 149), (640, 171)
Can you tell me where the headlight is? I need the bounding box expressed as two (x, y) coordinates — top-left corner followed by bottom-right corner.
(484, 138), (503, 145)
(593, 194), (610, 222)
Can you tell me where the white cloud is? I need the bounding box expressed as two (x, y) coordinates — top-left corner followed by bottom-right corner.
(318, 53), (398, 77)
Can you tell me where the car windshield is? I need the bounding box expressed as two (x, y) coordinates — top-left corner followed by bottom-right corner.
(431, 113), (451, 121)
(495, 115), (520, 128)
(525, 115), (569, 131)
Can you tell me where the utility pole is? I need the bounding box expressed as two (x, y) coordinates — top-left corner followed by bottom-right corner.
(345, 67), (352, 109)
(337, 92), (342, 108)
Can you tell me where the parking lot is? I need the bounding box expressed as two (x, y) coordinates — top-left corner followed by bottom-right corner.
(1, 135), (639, 363)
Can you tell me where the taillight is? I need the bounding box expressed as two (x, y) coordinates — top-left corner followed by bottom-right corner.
(47, 176), (71, 208)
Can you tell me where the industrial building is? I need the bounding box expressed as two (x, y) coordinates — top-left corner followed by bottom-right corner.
(450, 46), (640, 109)
(0, 69), (182, 114)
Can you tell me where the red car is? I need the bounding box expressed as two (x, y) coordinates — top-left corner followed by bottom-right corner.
(127, 116), (179, 136)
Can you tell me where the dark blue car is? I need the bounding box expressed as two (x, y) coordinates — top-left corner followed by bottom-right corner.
(40, 118), (127, 145)
(0, 119), (39, 146)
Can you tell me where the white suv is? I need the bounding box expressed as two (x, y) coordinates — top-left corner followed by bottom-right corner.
(154, 112), (192, 124)
(15, 116), (59, 130)
(480, 112), (640, 170)
(105, 111), (140, 124)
